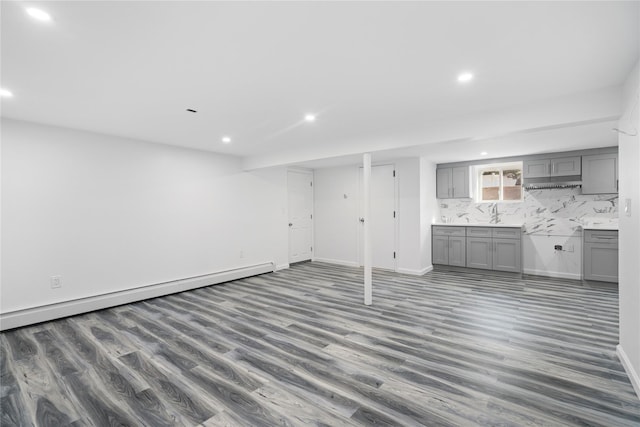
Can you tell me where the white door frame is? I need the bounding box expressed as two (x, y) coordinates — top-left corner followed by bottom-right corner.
(357, 163), (398, 272)
(287, 168), (314, 264)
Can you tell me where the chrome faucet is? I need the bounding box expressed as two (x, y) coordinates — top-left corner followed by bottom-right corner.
(491, 204), (499, 224)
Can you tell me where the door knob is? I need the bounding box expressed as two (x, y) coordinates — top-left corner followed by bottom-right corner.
(288, 223), (293, 227)
(359, 218), (365, 223)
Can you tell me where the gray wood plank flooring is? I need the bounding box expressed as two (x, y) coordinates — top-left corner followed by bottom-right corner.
(1, 262), (639, 426)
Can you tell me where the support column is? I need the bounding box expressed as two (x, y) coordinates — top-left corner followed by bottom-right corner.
(363, 153), (372, 305)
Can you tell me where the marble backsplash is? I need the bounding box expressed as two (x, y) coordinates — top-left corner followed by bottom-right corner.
(438, 188), (618, 235)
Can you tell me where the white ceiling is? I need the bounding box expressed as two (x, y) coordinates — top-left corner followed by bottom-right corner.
(1, 1), (638, 168)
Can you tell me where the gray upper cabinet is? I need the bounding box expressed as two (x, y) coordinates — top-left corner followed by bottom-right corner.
(436, 168), (452, 199)
(523, 159), (551, 178)
(451, 167), (469, 198)
(437, 167), (469, 198)
(523, 156), (581, 178)
(582, 153), (618, 194)
(551, 156), (581, 176)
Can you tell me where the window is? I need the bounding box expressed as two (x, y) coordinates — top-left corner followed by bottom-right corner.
(476, 162), (522, 202)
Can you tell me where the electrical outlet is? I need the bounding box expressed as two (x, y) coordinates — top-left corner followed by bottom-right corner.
(50, 275), (62, 289)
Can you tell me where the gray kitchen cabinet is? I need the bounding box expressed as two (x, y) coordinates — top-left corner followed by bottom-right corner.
(465, 227), (521, 272)
(434, 226), (521, 272)
(436, 167), (469, 198)
(466, 237), (493, 269)
(523, 156), (581, 178)
(432, 235), (450, 265)
(432, 226), (466, 266)
(582, 153), (618, 194)
(551, 156), (581, 176)
(436, 168), (452, 199)
(493, 238), (522, 272)
(451, 167), (469, 198)
(491, 227), (521, 239)
(523, 159), (551, 178)
(448, 236), (466, 266)
(583, 229), (618, 282)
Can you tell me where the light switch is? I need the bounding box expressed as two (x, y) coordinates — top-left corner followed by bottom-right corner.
(625, 198), (632, 216)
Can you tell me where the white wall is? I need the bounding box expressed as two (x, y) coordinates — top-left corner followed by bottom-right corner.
(313, 159), (431, 273)
(0, 118), (288, 315)
(313, 166), (359, 266)
(419, 158), (437, 272)
(618, 60), (640, 398)
(522, 235), (582, 279)
(396, 158), (422, 274)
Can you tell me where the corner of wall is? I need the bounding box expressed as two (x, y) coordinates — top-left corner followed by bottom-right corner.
(618, 58), (640, 398)
(617, 345), (640, 400)
(419, 158), (438, 271)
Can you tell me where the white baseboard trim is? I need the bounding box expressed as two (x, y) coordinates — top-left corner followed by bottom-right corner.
(275, 263), (290, 271)
(0, 262), (274, 331)
(523, 268), (581, 280)
(312, 257), (359, 267)
(617, 344), (640, 400)
(397, 265), (433, 276)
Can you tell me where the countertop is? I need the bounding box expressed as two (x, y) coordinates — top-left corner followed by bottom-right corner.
(581, 225), (619, 231)
(433, 223), (524, 228)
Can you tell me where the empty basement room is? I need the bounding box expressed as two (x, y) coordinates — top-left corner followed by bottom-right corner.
(1, 1), (640, 426)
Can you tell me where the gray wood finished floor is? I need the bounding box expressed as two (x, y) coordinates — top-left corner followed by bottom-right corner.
(1, 262), (639, 426)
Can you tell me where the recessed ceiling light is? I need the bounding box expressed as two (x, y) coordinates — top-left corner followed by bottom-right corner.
(0, 88), (14, 98)
(26, 7), (52, 22)
(457, 72), (474, 83)
(304, 114), (316, 123)
(221, 136), (232, 144)
(480, 151), (488, 156)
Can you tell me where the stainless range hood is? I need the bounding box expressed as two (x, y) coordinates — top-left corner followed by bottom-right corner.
(523, 175), (582, 190)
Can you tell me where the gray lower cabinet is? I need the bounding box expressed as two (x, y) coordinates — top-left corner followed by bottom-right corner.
(448, 236), (466, 267)
(493, 238), (521, 272)
(466, 237), (493, 269)
(465, 228), (521, 272)
(432, 226), (466, 266)
(434, 225), (521, 272)
(583, 229), (618, 282)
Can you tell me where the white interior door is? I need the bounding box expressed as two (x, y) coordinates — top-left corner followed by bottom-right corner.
(288, 170), (313, 264)
(359, 164), (396, 270)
